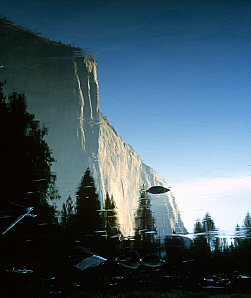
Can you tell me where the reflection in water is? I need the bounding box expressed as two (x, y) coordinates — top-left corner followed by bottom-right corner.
(134, 189), (160, 256)
(0, 88), (251, 297)
(0, 17), (251, 296)
(135, 190), (156, 235)
(104, 193), (121, 238)
(75, 168), (103, 236)
(0, 82), (56, 236)
(0, 17), (187, 237)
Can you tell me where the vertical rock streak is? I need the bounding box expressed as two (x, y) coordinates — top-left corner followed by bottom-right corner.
(74, 60), (86, 149)
(79, 58), (187, 236)
(0, 19), (186, 238)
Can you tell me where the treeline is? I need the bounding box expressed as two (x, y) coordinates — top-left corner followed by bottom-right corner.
(0, 81), (250, 264)
(0, 83), (251, 295)
(59, 168), (123, 255)
(0, 81), (57, 225)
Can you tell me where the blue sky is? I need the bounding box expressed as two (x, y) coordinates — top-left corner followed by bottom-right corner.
(1, 0), (251, 232)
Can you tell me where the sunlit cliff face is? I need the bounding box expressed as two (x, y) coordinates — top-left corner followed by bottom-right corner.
(77, 58), (186, 236)
(0, 19), (186, 238)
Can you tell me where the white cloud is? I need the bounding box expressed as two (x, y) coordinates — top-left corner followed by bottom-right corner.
(173, 175), (251, 199)
(172, 175), (251, 233)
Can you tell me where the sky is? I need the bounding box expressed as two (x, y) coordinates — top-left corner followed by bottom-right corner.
(1, 0), (251, 232)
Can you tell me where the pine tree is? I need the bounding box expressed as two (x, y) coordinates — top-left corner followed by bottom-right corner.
(243, 212), (251, 239)
(134, 189), (158, 254)
(104, 193), (121, 236)
(194, 219), (204, 233)
(234, 224), (241, 247)
(61, 196), (75, 227)
(202, 212), (216, 232)
(192, 213), (218, 253)
(75, 168), (103, 235)
(244, 212), (251, 227)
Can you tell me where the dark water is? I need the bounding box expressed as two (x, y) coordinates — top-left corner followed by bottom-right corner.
(1, 223), (251, 297)
(0, 185), (251, 297)
(0, 17), (251, 297)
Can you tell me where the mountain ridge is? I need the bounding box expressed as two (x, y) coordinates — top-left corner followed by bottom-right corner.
(0, 17), (187, 237)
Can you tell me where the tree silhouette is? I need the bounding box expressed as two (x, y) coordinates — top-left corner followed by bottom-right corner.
(244, 212), (251, 228)
(134, 189), (158, 254)
(0, 81), (56, 222)
(202, 212), (216, 232)
(232, 212), (251, 272)
(104, 193), (121, 237)
(234, 212), (251, 244)
(75, 168), (103, 235)
(194, 219), (204, 233)
(61, 196), (75, 228)
(194, 213), (217, 234)
(191, 213), (218, 256)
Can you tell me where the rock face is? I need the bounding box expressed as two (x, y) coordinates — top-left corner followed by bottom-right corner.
(0, 18), (186, 237)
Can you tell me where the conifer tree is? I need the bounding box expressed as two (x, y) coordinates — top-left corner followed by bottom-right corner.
(75, 168), (103, 235)
(134, 189), (158, 254)
(104, 193), (121, 236)
(194, 219), (204, 233)
(202, 212), (216, 232)
(244, 212), (251, 228)
(61, 196), (75, 227)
